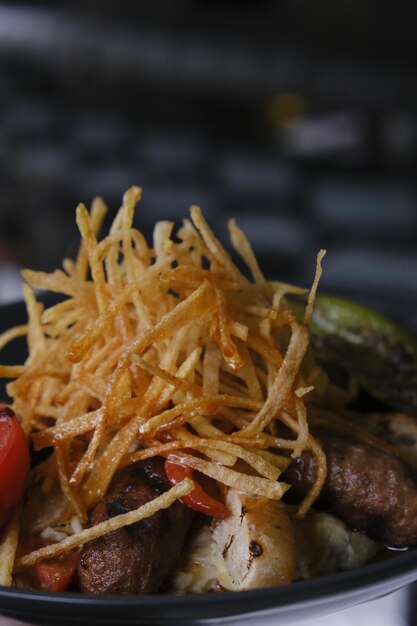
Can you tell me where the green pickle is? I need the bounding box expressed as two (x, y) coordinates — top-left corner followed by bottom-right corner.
(289, 294), (417, 416)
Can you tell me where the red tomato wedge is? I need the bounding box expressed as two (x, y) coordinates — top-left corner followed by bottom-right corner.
(0, 405), (30, 532)
(17, 537), (78, 592)
(164, 458), (229, 518)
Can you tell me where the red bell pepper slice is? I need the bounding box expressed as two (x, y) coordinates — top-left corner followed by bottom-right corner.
(164, 458), (229, 518)
(17, 536), (78, 592)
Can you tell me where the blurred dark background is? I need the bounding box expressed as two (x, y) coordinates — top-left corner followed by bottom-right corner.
(1, 0), (417, 304)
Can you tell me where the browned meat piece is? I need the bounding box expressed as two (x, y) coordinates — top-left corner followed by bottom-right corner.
(78, 458), (194, 594)
(283, 428), (417, 547)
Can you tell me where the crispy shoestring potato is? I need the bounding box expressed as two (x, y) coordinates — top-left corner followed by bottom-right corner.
(0, 187), (328, 583)
(0, 508), (21, 586)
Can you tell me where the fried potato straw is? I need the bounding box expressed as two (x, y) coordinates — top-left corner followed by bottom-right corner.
(0, 509), (21, 586)
(0, 187), (327, 582)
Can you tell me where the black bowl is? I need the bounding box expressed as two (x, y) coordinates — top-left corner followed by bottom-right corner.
(1, 293), (417, 626)
(0, 554), (416, 626)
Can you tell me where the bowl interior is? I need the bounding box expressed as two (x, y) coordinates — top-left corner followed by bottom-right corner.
(1, 290), (417, 625)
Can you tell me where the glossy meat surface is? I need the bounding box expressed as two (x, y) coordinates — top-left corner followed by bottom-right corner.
(284, 428), (417, 547)
(78, 458), (194, 594)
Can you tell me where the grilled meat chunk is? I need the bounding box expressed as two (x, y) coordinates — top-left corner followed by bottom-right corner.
(78, 458), (194, 594)
(283, 428), (417, 547)
(212, 489), (296, 590)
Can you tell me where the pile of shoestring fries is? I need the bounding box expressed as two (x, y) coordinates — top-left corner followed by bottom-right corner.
(0, 187), (327, 583)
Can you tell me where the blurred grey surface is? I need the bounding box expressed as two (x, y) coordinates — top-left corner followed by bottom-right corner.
(0, 1), (416, 300)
